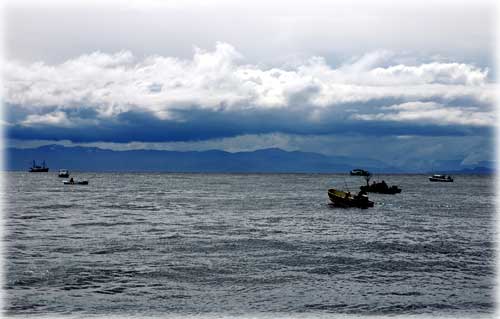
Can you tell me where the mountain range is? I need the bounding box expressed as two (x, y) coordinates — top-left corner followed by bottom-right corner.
(5, 145), (495, 173)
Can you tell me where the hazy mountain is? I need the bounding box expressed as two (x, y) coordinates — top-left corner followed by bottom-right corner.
(6, 145), (495, 173)
(6, 145), (400, 173)
(436, 166), (496, 175)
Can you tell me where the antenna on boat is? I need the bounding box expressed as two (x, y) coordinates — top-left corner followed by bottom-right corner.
(364, 173), (372, 186)
(343, 178), (350, 193)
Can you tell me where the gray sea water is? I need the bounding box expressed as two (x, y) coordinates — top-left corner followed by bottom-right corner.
(4, 172), (497, 317)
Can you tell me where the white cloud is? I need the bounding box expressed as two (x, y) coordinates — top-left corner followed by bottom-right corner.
(370, 63), (488, 86)
(3, 43), (495, 129)
(352, 101), (495, 126)
(21, 111), (73, 127)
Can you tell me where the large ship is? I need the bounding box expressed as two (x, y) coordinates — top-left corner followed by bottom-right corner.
(29, 160), (49, 172)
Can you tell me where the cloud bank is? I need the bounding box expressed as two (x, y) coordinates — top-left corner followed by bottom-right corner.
(4, 42), (495, 142)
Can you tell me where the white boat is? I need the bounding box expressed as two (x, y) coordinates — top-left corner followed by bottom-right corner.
(429, 174), (453, 182)
(58, 169), (70, 178)
(350, 169), (371, 176)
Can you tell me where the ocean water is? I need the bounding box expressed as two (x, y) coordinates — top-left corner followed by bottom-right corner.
(4, 172), (496, 317)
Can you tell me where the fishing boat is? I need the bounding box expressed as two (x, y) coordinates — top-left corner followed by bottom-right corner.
(360, 180), (402, 194)
(328, 188), (374, 209)
(63, 179), (88, 185)
(350, 169), (371, 176)
(29, 160), (49, 172)
(58, 169), (70, 178)
(429, 174), (453, 182)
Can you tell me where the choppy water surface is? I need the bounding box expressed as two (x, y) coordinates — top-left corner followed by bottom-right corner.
(4, 173), (496, 316)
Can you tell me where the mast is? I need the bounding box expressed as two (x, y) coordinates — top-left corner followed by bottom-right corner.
(364, 173), (372, 186)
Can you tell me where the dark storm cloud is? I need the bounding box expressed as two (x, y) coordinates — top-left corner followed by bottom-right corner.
(5, 104), (492, 143)
(3, 44), (495, 143)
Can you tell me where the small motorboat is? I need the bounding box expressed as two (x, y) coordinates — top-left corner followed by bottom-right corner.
(328, 188), (374, 209)
(350, 169), (371, 176)
(58, 169), (70, 178)
(429, 174), (453, 182)
(360, 181), (401, 194)
(63, 180), (88, 185)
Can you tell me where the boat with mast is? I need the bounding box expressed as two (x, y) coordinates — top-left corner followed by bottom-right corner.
(360, 175), (401, 194)
(29, 160), (49, 172)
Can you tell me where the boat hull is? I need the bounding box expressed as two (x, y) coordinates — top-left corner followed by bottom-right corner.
(360, 185), (401, 194)
(328, 188), (374, 209)
(29, 168), (49, 172)
(429, 178), (453, 182)
(63, 181), (88, 185)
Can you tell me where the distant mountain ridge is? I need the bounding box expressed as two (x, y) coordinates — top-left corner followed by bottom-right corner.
(6, 145), (400, 173)
(5, 144), (495, 173)
(435, 166), (495, 175)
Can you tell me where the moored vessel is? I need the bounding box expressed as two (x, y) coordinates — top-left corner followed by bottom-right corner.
(350, 169), (371, 176)
(429, 174), (453, 182)
(58, 169), (70, 178)
(360, 180), (401, 194)
(29, 160), (49, 172)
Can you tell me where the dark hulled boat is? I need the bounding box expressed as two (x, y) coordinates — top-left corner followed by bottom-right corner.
(360, 181), (401, 194)
(63, 180), (88, 185)
(328, 188), (374, 209)
(29, 160), (49, 172)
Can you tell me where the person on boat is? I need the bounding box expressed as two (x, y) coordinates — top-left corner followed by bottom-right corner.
(69, 177), (74, 184)
(345, 192), (351, 199)
(355, 190), (368, 203)
(381, 180), (388, 189)
(356, 190), (366, 198)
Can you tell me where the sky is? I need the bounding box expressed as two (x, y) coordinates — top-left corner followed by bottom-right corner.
(2, 0), (498, 169)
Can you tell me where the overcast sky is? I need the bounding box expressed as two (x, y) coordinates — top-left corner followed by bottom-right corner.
(2, 0), (497, 168)
(5, 0), (495, 66)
